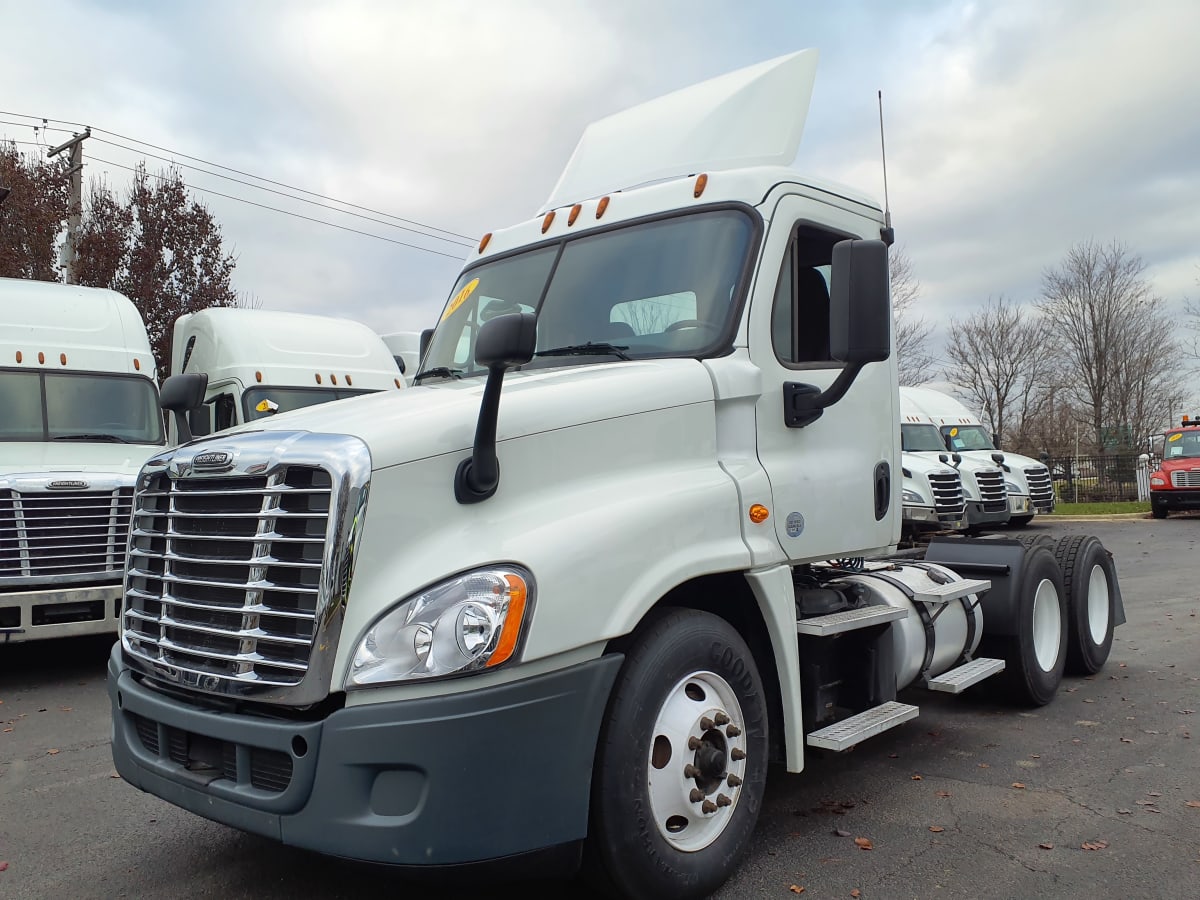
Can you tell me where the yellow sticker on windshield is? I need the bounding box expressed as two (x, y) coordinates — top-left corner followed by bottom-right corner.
(441, 278), (480, 321)
(1169, 433), (1183, 442)
(949, 427), (959, 437)
(256, 399), (279, 413)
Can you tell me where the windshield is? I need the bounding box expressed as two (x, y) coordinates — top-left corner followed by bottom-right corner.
(902, 423), (948, 452)
(242, 386), (378, 421)
(942, 424), (995, 452)
(422, 209), (757, 378)
(1, 368), (164, 444)
(1164, 430), (1200, 459)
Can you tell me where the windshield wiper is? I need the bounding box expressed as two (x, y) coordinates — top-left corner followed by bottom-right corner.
(535, 342), (631, 361)
(413, 367), (464, 384)
(51, 433), (134, 444)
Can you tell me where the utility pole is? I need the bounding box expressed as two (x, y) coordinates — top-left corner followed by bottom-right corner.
(47, 127), (90, 284)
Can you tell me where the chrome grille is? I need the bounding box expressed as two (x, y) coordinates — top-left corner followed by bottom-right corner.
(0, 487), (134, 583)
(974, 469), (1007, 513)
(120, 431), (372, 705)
(1171, 469), (1200, 488)
(1023, 466), (1055, 512)
(928, 472), (967, 522)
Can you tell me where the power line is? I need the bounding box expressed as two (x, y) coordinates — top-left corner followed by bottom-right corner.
(0, 108), (476, 243)
(89, 135), (473, 248)
(86, 153), (469, 261)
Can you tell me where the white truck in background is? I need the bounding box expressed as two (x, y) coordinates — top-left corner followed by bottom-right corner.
(903, 386), (1055, 525)
(168, 308), (405, 443)
(1, 279), (163, 642)
(899, 449), (967, 535)
(900, 393), (1010, 531)
(381, 331), (423, 385)
(108, 52), (1124, 898)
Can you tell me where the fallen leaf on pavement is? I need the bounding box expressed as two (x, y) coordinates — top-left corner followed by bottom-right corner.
(1117, 809), (1132, 814)
(1039, 842), (1054, 850)
(929, 826), (945, 833)
(978, 763), (990, 768)
(789, 886), (805, 894)
(47, 749), (59, 755)
(911, 774), (922, 780)
(936, 790), (951, 798)
(851, 891), (861, 899)
(1186, 801), (1200, 808)
(1148, 791), (1162, 797)
(854, 837), (873, 850)
(0, 861), (8, 872)
(1012, 782), (1026, 789)
(1081, 840), (1109, 851)
(1120, 738), (1133, 743)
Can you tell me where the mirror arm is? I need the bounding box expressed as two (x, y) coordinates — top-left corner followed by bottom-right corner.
(783, 363), (864, 428)
(455, 366), (506, 503)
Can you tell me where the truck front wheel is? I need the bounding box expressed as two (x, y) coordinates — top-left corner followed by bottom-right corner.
(586, 608), (768, 900)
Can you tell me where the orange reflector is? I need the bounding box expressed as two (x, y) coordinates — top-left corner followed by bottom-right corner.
(568, 204), (581, 226)
(394, 378), (401, 388)
(488, 574), (529, 667)
(330, 374), (338, 386)
(478, 232), (492, 254)
(345, 374), (353, 386)
(541, 210), (556, 233)
(14, 350), (22, 363)
(38, 351), (45, 364)
(315, 373), (322, 384)
(694, 173), (708, 198)
(596, 196), (610, 219)
(133, 358), (141, 371)
(749, 504), (769, 524)
(255, 371), (263, 383)
(60, 353), (67, 365)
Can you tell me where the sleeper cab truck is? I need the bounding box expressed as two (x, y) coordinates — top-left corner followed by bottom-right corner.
(107, 51), (1124, 899)
(381, 331), (422, 386)
(1, 279), (163, 642)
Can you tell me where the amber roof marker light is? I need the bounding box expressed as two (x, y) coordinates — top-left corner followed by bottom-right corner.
(694, 173), (709, 198)
(541, 211), (556, 233)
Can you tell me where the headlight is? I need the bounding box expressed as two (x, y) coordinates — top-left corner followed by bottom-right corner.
(347, 565), (532, 688)
(1150, 476), (1166, 486)
(902, 489), (924, 504)
(1004, 480), (1023, 495)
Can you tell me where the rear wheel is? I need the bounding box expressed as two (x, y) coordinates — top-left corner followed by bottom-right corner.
(980, 546), (1067, 706)
(1055, 535), (1116, 675)
(586, 609), (768, 900)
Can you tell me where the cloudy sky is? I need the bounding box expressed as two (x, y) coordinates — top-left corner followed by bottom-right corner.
(3, 0), (1198, 368)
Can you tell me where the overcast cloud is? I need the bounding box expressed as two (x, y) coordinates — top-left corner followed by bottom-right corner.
(3, 0), (1198, 368)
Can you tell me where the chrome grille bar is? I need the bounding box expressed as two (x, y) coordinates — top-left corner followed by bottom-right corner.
(0, 486), (134, 583)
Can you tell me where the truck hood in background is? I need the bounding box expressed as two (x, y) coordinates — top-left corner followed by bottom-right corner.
(0, 441), (163, 479)
(211, 359), (717, 470)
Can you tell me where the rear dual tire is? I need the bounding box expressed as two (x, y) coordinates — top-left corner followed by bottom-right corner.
(1054, 535), (1116, 675)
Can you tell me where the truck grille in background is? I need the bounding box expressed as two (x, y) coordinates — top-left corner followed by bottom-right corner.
(0, 488), (134, 581)
(1023, 466), (1055, 511)
(122, 467), (331, 688)
(1171, 469), (1200, 488)
(974, 470), (1007, 513)
(928, 472), (967, 523)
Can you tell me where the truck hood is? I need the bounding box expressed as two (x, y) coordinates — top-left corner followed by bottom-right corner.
(209, 359), (716, 469)
(901, 453), (957, 477)
(0, 441), (163, 480)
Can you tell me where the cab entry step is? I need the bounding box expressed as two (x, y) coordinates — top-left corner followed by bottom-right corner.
(795, 605), (907, 636)
(925, 657), (1005, 693)
(806, 701), (919, 751)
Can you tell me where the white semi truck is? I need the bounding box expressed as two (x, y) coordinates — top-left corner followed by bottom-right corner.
(108, 52), (1123, 898)
(903, 386), (1055, 525)
(1, 279), (163, 642)
(167, 308), (405, 443)
(380, 330), (422, 385)
(899, 450), (966, 534)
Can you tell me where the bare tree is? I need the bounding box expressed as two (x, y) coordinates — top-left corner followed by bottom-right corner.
(1038, 240), (1177, 450)
(889, 246), (934, 385)
(0, 143), (71, 280)
(943, 295), (1059, 450)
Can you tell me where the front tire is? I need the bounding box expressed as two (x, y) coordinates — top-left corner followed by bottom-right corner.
(586, 608), (768, 900)
(1055, 535), (1116, 675)
(1151, 505), (1168, 519)
(1009, 515), (1034, 528)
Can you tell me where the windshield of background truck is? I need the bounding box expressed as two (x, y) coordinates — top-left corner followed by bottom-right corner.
(422, 209), (756, 377)
(1163, 430), (1200, 459)
(901, 423), (947, 452)
(942, 424), (995, 452)
(242, 386), (377, 421)
(1, 368), (163, 443)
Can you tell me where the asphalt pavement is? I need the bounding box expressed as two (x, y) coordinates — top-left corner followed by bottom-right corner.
(1, 516), (1197, 899)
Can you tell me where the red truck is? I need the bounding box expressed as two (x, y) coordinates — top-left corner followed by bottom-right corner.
(1149, 415), (1200, 518)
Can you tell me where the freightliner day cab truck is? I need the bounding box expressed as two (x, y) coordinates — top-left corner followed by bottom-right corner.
(903, 386), (1055, 525)
(108, 52), (1125, 898)
(168, 308), (404, 443)
(2, 279), (163, 642)
(1149, 415), (1200, 517)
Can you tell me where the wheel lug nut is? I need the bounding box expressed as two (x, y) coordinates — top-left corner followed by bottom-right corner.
(714, 712), (730, 726)
(716, 793), (732, 807)
(725, 724), (742, 738)
(727, 774), (742, 787)
(731, 747), (746, 761)
(689, 788), (705, 803)
(701, 800), (717, 814)
(683, 764), (701, 778)
(687, 736), (702, 750)
(700, 717), (715, 730)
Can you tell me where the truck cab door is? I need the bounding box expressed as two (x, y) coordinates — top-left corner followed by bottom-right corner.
(748, 194), (900, 562)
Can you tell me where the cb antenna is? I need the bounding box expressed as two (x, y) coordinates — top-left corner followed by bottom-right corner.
(877, 90), (894, 245)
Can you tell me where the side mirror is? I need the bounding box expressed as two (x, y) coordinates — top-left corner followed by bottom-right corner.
(393, 356), (406, 375)
(455, 313), (538, 504)
(160, 373), (209, 444)
(419, 328), (435, 361)
(783, 239), (891, 428)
